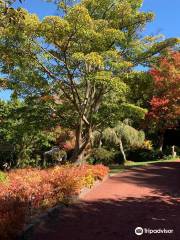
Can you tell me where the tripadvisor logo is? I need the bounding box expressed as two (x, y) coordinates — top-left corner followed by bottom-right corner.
(135, 227), (143, 236)
(135, 227), (174, 235)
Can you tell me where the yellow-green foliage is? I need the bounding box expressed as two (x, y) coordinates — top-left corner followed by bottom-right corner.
(142, 140), (153, 150)
(0, 171), (8, 183)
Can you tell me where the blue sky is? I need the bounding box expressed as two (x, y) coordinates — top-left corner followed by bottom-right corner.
(141, 0), (180, 38)
(1, 0), (180, 100)
(12, 0), (180, 38)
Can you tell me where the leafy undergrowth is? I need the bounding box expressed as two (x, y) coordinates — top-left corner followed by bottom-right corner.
(0, 164), (109, 240)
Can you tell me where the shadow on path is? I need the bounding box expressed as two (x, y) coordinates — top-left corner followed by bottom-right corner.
(113, 162), (180, 198)
(33, 162), (180, 240)
(34, 197), (180, 240)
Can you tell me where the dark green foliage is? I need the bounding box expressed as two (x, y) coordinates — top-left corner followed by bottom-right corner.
(0, 150), (15, 169)
(0, 99), (57, 168)
(175, 147), (180, 156)
(128, 149), (163, 162)
(89, 148), (120, 165)
(43, 149), (67, 167)
(123, 72), (154, 109)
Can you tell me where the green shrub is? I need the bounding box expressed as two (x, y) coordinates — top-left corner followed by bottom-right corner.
(163, 155), (174, 160)
(175, 146), (180, 156)
(128, 149), (162, 162)
(163, 146), (180, 158)
(162, 146), (173, 156)
(0, 151), (15, 169)
(90, 148), (118, 165)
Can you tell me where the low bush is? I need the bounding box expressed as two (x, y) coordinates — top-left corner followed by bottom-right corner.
(89, 148), (119, 165)
(0, 151), (15, 170)
(0, 164), (109, 239)
(163, 146), (180, 158)
(90, 164), (110, 180)
(175, 146), (180, 156)
(128, 149), (162, 162)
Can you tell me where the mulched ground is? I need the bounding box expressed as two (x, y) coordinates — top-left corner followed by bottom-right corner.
(33, 161), (180, 240)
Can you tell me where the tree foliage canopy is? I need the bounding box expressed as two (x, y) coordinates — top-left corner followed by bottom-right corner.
(0, 0), (179, 162)
(147, 51), (180, 132)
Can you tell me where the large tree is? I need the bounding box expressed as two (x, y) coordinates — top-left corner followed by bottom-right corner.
(146, 51), (180, 151)
(0, 0), (178, 162)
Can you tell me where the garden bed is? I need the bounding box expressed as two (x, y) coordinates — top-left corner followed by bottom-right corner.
(20, 174), (109, 240)
(0, 164), (109, 240)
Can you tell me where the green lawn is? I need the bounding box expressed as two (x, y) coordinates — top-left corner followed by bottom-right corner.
(109, 157), (179, 176)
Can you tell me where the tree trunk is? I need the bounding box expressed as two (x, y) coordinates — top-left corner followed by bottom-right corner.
(70, 121), (91, 164)
(119, 138), (127, 164)
(70, 121), (83, 162)
(72, 140), (90, 164)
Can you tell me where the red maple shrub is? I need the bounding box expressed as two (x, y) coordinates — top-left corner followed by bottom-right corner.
(90, 164), (109, 180)
(0, 164), (109, 239)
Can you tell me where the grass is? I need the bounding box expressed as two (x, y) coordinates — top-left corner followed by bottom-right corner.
(109, 157), (179, 176)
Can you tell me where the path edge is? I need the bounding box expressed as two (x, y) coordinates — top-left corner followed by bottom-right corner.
(18, 175), (109, 240)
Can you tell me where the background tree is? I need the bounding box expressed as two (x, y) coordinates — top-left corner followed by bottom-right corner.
(146, 51), (180, 151)
(98, 121), (145, 163)
(0, 98), (57, 167)
(123, 71), (154, 109)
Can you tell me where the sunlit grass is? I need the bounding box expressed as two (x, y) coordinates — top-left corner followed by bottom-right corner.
(109, 157), (179, 176)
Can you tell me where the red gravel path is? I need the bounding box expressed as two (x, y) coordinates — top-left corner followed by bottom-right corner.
(33, 161), (180, 240)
